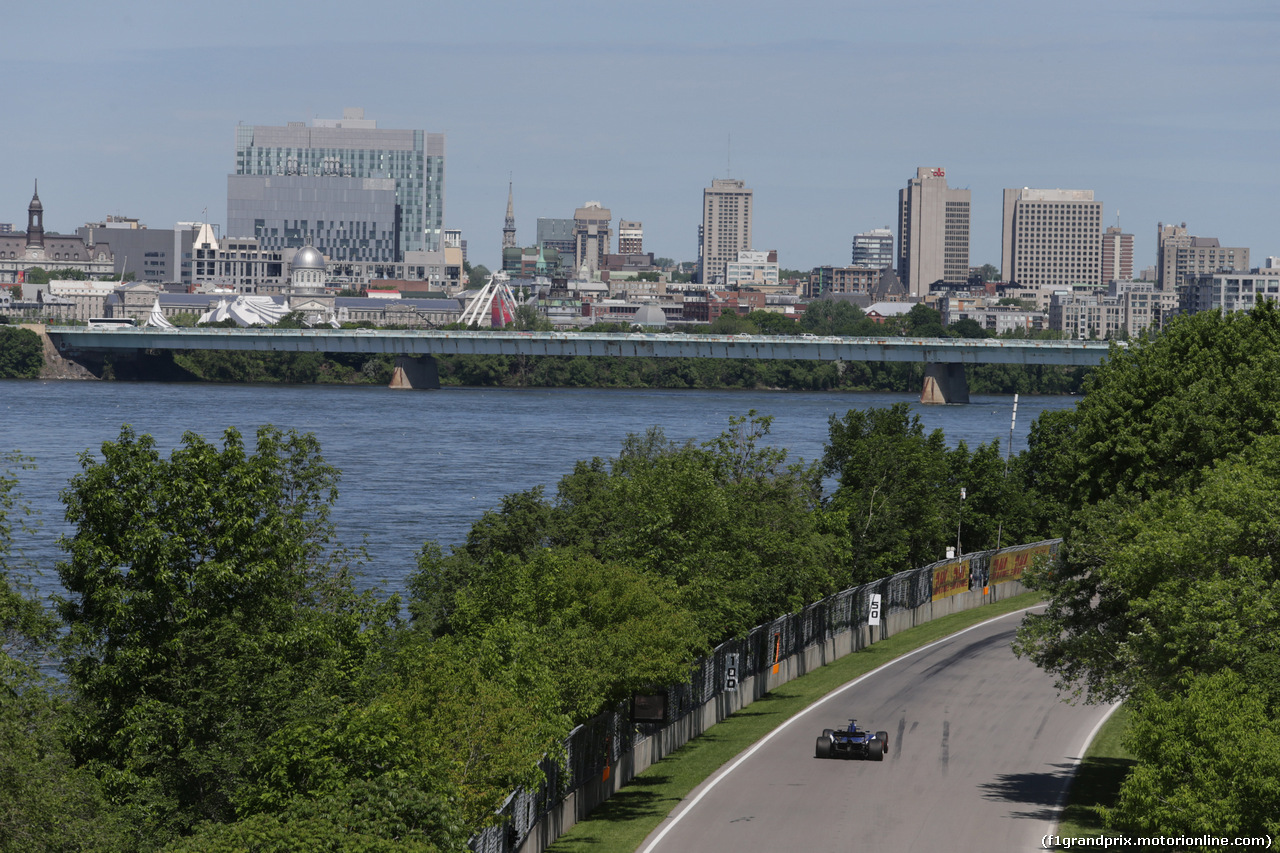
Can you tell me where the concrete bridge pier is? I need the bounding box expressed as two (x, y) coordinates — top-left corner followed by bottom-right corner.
(389, 355), (440, 390)
(921, 363), (969, 404)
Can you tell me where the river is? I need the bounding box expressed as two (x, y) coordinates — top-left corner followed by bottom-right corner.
(1, 381), (1077, 600)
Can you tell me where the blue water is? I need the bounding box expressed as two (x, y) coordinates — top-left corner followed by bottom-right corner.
(1, 381), (1076, 600)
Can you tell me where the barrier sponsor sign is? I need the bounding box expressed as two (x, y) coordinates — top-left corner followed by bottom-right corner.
(989, 543), (1054, 585)
(869, 593), (882, 626)
(931, 559), (970, 601)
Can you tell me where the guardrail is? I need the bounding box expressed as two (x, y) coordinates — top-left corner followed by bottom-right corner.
(471, 538), (1060, 853)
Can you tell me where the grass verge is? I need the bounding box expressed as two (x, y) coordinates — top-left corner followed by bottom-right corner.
(545, 590), (1047, 852)
(1054, 703), (1135, 838)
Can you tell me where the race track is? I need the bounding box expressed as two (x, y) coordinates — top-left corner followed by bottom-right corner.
(639, 608), (1115, 853)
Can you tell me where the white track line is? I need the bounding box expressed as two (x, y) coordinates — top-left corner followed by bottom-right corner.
(639, 605), (1043, 853)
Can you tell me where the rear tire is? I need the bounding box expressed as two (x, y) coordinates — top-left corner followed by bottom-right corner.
(868, 738), (884, 761)
(815, 736), (832, 759)
(876, 731), (890, 753)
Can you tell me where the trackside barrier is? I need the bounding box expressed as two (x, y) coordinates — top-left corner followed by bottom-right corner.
(470, 538), (1061, 853)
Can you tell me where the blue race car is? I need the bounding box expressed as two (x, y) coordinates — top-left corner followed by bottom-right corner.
(814, 719), (890, 761)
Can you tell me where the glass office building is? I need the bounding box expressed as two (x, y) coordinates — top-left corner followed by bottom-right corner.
(232, 109), (445, 255)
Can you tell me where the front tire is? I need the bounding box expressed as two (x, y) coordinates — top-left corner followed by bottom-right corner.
(815, 736), (832, 759)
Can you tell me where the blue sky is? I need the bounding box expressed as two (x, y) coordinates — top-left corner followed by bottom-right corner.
(4, 0), (1277, 273)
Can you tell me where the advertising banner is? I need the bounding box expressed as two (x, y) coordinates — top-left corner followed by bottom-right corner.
(931, 559), (970, 601)
(990, 543), (1054, 585)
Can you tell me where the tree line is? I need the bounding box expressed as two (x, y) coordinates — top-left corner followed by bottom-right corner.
(1012, 300), (1280, 842)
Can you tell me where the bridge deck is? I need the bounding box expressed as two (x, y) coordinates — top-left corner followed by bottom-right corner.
(47, 328), (1116, 367)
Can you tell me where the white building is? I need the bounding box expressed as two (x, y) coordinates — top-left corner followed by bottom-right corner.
(725, 250), (779, 288)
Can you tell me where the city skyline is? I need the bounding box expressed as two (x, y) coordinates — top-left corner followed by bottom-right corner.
(3, 1), (1277, 275)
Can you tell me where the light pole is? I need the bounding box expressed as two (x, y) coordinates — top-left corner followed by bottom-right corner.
(956, 486), (966, 558)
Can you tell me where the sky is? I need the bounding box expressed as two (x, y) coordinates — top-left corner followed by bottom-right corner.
(3, 0), (1278, 274)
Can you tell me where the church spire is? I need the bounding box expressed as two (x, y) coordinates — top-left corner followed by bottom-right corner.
(502, 180), (517, 250)
(26, 179), (45, 251)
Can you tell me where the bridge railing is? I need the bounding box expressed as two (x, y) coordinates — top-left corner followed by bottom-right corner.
(470, 538), (1060, 853)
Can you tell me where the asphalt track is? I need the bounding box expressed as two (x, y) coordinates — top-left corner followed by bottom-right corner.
(639, 608), (1116, 853)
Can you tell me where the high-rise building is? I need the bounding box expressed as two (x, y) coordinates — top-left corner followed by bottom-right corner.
(1001, 188), (1103, 288)
(618, 220), (643, 255)
(1156, 222), (1249, 293)
(852, 227), (894, 269)
(1100, 225), (1134, 284)
(227, 175), (401, 263)
(232, 108), (445, 254)
(699, 178), (753, 286)
(573, 202), (612, 274)
(897, 168), (969, 296)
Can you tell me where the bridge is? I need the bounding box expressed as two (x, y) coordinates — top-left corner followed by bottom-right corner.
(45, 326), (1117, 403)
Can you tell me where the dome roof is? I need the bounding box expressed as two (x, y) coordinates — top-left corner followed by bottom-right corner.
(292, 245), (325, 271)
(633, 304), (667, 327)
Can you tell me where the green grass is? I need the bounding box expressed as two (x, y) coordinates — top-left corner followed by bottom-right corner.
(545, 590), (1047, 852)
(1055, 703), (1135, 838)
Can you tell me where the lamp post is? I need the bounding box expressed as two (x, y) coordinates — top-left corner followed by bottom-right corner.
(956, 486), (966, 558)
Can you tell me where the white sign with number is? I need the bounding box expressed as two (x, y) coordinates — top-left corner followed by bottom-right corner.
(725, 653), (739, 692)
(869, 594), (882, 626)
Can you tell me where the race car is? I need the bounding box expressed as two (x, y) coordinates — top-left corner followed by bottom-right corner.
(814, 719), (890, 760)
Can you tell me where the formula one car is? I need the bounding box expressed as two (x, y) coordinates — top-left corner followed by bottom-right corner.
(814, 719), (890, 761)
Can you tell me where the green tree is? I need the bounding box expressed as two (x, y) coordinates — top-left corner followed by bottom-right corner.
(801, 299), (877, 336)
(822, 403), (956, 581)
(467, 264), (490, 289)
(904, 303), (946, 337)
(0, 326), (43, 378)
(0, 454), (128, 852)
(56, 425), (397, 842)
(705, 311), (757, 335)
(948, 317), (988, 339)
(1107, 670), (1280, 843)
(976, 263), (1000, 282)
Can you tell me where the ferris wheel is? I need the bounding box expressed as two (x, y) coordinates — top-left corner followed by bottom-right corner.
(458, 270), (520, 327)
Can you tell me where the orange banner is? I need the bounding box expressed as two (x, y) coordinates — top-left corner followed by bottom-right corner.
(989, 543), (1054, 585)
(931, 559), (970, 601)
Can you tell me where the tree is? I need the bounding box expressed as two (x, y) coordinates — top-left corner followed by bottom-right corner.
(1034, 301), (1280, 518)
(705, 311), (757, 335)
(1015, 435), (1280, 703)
(904, 303), (946, 337)
(56, 425), (397, 842)
(0, 326), (43, 378)
(467, 264), (490, 289)
(0, 454), (128, 852)
(822, 403), (956, 581)
(1107, 670), (1280, 843)
(976, 263), (1000, 282)
(746, 310), (800, 336)
(948, 317), (988, 339)
(654, 257), (675, 269)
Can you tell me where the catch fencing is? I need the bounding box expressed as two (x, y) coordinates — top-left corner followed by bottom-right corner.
(471, 538), (1061, 853)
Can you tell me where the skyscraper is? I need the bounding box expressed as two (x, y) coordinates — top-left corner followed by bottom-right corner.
(699, 178), (753, 286)
(573, 202), (612, 274)
(1100, 225), (1134, 284)
(852, 227), (894, 269)
(897, 168), (969, 296)
(231, 108), (445, 255)
(1156, 222), (1250, 293)
(618, 221), (643, 255)
(1001, 188), (1103, 288)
